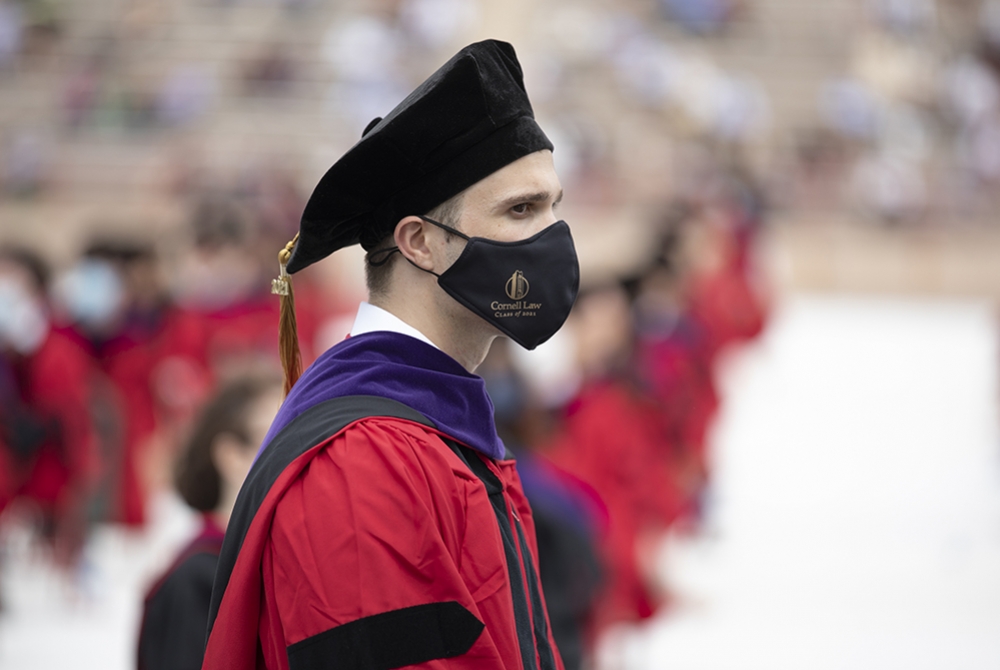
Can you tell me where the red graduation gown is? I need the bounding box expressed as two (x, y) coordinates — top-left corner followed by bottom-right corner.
(204, 401), (563, 670)
(544, 381), (681, 630)
(687, 261), (766, 355)
(0, 329), (99, 519)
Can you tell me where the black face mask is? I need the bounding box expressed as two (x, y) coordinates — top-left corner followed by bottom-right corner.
(373, 216), (580, 350)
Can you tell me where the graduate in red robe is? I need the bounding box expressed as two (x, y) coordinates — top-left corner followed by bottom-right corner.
(544, 286), (682, 633)
(205, 41), (579, 670)
(0, 248), (99, 565)
(631, 200), (768, 512)
(168, 199), (326, 384)
(52, 245), (153, 527)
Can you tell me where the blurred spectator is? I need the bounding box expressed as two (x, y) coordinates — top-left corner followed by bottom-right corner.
(137, 375), (282, 670)
(159, 194), (325, 424)
(821, 78), (881, 141)
(17, 0), (61, 59)
(321, 15), (409, 127)
(961, 113), (1000, 184)
(0, 1), (23, 67)
(398, 0), (480, 48)
(157, 64), (215, 128)
(1, 130), (49, 198)
(62, 61), (102, 131)
(657, 0), (746, 36)
(868, 0), (937, 35)
(172, 198), (262, 313)
(850, 149), (928, 222)
(982, 0), (1000, 74)
(233, 163), (304, 240)
(683, 206), (767, 351)
(942, 56), (999, 128)
(51, 252), (131, 524)
(170, 197), (286, 379)
(240, 44), (297, 97)
(943, 53), (1000, 190)
(629, 197), (768, 517)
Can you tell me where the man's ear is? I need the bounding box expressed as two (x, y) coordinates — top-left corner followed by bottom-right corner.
(394, 216), (437, 272)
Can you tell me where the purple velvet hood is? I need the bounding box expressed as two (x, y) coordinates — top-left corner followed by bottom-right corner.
(258, 331), (504, 460)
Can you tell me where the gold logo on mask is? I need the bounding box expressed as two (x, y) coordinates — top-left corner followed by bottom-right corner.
(505, 270), (529, 301)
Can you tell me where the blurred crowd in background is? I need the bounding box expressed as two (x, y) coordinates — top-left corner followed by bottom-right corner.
(0, 161), (768, 668)
(2, 0), (1000, 235)
(0, 0), (998, 668)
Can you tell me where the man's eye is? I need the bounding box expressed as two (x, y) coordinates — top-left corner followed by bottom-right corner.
(511, 203), (529, 215)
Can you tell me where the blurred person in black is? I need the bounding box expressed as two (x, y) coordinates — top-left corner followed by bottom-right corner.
(137, 375), (282, 670)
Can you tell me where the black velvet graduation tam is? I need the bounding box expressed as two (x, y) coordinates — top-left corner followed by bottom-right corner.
(286, 39), (553, 274)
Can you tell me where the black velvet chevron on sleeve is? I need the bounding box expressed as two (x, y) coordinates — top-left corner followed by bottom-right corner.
(286, 601), (484, 670)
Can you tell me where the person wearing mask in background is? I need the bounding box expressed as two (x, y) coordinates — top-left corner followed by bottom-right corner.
(544, 285), (682, 635)
(85, 241), (171, 528)
(56, 239), (194, 529)
(53, 244), (137, 528)
(137, 375), (282, 670)
(205, 40), (578, 670)
(0, 246), (99, 570)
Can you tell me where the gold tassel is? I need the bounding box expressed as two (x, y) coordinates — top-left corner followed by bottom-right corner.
(272, 234), (302, 398)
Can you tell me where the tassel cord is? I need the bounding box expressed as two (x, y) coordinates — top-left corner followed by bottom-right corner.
(273, 234), (302, 398)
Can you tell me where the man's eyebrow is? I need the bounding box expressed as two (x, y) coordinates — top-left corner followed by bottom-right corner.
(495, 189), (564, 211)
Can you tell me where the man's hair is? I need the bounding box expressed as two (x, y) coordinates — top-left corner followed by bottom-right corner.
(364, 191), (465, 299)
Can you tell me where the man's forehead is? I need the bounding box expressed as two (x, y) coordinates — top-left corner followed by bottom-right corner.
(467, 151), (562, 204)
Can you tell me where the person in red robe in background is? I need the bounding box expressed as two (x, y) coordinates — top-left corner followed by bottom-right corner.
(52, 203), (333, 529)
(169, 197), (325, 383)
(99, 242), (179, 526)
(684, 204), (767, 356)
(138, 374), (282, 670)
(122, 199), (323, 506)
(684, 160), (770, 356)
(631, 195), (769, 518)
(54, 239), (213, 528)
(0, 247), (100, 567)
(544, 285), (684, 635)
(629, 214), (718, 517)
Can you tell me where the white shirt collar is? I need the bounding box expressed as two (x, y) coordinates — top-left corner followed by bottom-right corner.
(349, 301), (438, 349)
